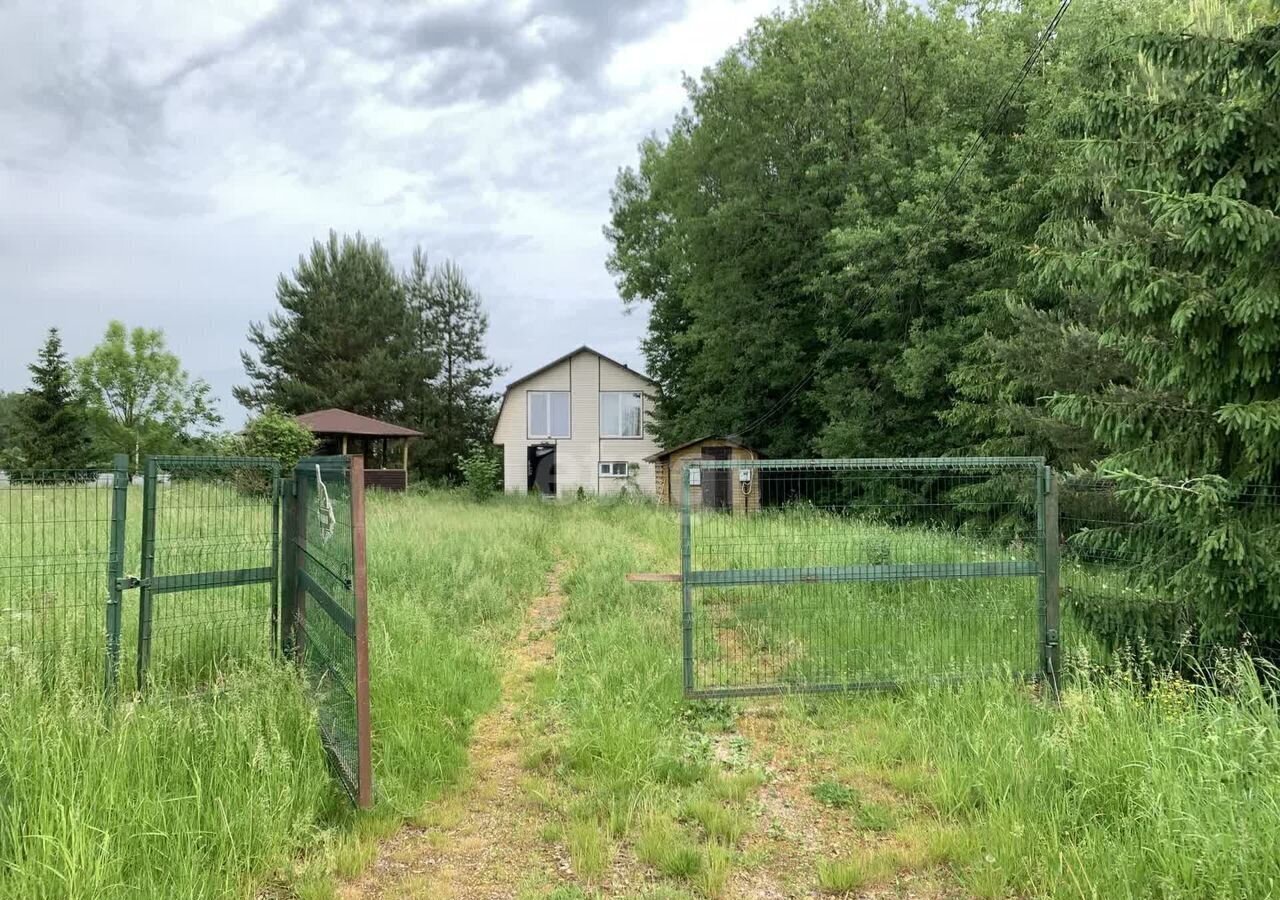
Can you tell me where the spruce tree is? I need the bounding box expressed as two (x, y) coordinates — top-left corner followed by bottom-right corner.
(8, 329), (94, 474)
(1047, 6), (1280, 658)
(404, 248), (504, 481)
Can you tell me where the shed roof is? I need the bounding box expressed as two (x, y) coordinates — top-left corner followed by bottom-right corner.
(295, 408), (423, 438)
(644, 435), (762, 463)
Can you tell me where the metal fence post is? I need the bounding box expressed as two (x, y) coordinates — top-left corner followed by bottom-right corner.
(279, 475), (295, 658)
(290, 468), (308, 661)
(681, 465), (694, 697)
(136, 456), (158, 692)
(1042, 465), (1061, 698)
(269, 471), (282, 657)
(103, 453), (130, 699)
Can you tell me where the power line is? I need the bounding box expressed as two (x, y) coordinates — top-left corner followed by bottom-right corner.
(732, 0), (1074, 443)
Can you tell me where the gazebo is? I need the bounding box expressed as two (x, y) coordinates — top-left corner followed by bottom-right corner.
(295, 409), (422, 491)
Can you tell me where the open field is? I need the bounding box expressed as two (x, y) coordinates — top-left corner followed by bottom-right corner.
(3, 490), (1279, 899)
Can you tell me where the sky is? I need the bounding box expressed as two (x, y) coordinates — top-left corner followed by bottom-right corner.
(0, 0), (780, 425)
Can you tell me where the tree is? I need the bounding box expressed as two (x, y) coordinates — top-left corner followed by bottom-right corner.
(76, 321), (222, 466)
(1044, 3), (1280, 658)
(404, 248), (504, 482)
(4, 329), (94, 473)
(236, 231), (429, 422)
(0, 391), (20, 463)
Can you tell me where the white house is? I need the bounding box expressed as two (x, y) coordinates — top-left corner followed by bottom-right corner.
(492, 346), (660, 497)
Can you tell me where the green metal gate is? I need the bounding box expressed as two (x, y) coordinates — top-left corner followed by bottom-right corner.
(282, 455), (373, 808)
(680, 457), (1060, 698)
(129, 455), (282, 692)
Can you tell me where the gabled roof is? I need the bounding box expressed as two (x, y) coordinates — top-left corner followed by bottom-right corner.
(644, 435), (762, 463)
(295, 409), (423, 437)
(504, 345), (654, 392)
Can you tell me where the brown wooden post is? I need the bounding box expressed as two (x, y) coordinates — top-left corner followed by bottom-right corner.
(400, 438), (408, 472)
(341, 434), (348, 456)
(349, 454), (374, 808)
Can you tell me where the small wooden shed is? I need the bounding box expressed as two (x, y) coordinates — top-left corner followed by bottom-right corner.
(647, 436), (764, 514)
(295, 409), (422, 491)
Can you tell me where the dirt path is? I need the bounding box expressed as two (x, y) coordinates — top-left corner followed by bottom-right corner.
(339, 561), (571, 900)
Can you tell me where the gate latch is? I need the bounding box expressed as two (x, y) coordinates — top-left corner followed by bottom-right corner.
(115, 575), (142, 591)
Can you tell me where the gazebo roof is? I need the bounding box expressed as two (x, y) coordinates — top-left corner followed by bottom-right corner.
(295, 408), (422, 438)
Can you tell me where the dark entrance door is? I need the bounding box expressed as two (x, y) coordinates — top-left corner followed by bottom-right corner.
(528, 445), (557, 496)
(701, 447), (732, 512)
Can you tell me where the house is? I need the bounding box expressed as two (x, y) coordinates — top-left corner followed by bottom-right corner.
(646, 436), (764, 514)
(295, 408), (422, 491)
(493, 346), (660, 497)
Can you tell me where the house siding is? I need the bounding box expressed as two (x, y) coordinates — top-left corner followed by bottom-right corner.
(493, 349), (660, 497)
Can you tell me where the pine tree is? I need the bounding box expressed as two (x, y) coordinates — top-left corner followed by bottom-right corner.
(7, 329), (94, 474)
(405, 249), (504, 481)
(1046, 5), (1280, 658)
(236, 231), (429, 421)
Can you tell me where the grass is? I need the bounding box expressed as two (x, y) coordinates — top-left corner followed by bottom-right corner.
(4, 485), (1280, 898)
(1, 485), (557, 899)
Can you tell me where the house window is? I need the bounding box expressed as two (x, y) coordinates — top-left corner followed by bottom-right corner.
(528, 391), (570, 438)
(600, 461), (631, 477)
(600, 391), (643, 438)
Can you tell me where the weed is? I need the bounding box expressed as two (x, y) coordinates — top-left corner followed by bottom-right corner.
(566, 820), (611, 878)
(810, 779), (859, 809)
(681, 798), (750, 845)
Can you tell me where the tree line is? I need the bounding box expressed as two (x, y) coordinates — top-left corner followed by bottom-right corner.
(2, 231), (502, 482)
(606, 0), (1280, 659)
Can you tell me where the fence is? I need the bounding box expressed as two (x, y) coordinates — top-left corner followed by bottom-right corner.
(283, 455), (373, 808)
(1, 462), (122, 688)
(681, 458), (1055, 698)
(1059, 473), (1280, 672)
(0, 453), (373, 807)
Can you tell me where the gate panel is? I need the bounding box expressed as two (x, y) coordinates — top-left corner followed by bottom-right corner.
(287, 455), (372, 808)
(682, 458), (1050, 698)
(136, 456), (280, 691)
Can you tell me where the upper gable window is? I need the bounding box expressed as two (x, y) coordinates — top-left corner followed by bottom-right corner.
(601, 391), (643, 438)
(528, 391), (570, 438)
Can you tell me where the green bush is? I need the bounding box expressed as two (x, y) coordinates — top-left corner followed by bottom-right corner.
(456, 443), (499, 502)
(240, 409), (315, 471)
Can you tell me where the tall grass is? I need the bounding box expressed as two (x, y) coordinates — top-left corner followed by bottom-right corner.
(4, 489), (1277, 898)
(0, 660), (332, 900)
(0, 488), (558, 899)
(801, 657), (1280, 898)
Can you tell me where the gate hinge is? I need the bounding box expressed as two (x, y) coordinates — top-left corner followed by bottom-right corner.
(116, 575), (143, 591)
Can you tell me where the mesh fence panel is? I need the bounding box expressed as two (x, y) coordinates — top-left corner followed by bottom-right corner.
(289, 455), (372, 807)
(682, 458), (1048, 697)
(137, 456), (280, 691)
(1060, 474), (1280, 670)
(0, 468), (117, 687)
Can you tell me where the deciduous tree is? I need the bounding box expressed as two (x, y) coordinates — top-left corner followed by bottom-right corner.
(76, 321), (221, 466)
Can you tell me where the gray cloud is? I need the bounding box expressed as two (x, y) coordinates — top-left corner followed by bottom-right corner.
(0, 0), (777, 425)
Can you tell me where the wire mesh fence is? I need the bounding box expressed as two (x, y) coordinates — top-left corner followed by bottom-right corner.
(1059, 473), (1280, 674)
(0, 465), (121, 688)
(135, 456), (281, 691)
(681, 458), (1051, 697)
(284, 455), (373, 807)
